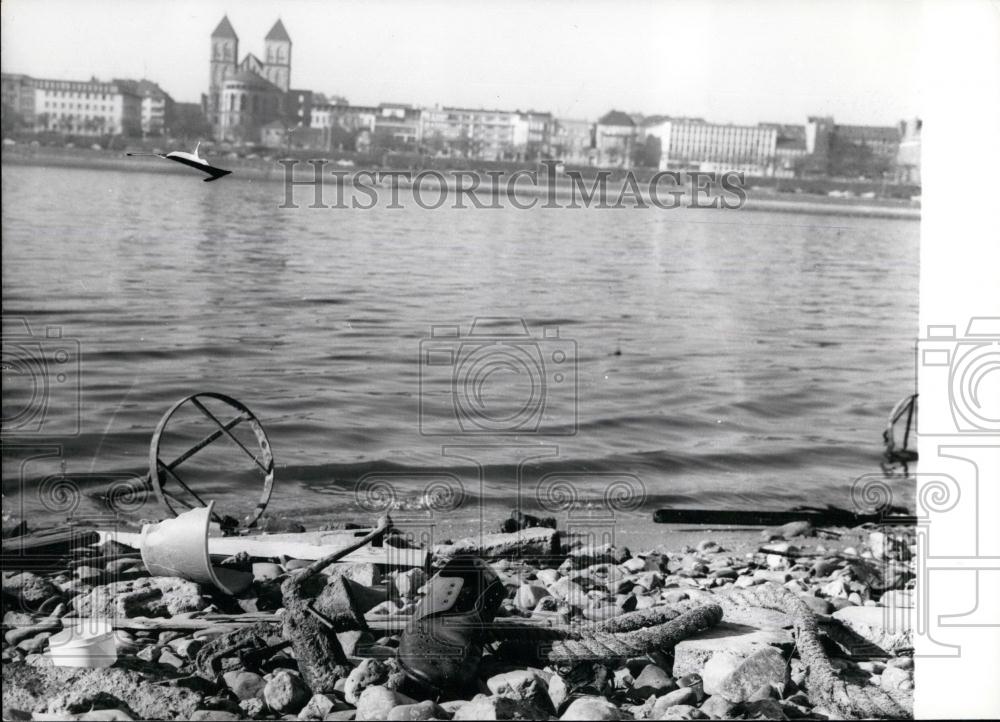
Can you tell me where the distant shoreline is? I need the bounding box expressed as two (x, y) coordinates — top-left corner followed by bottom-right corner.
(2, 147), (921, 220)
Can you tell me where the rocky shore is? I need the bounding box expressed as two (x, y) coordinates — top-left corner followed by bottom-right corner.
(2, 517), (915, 720)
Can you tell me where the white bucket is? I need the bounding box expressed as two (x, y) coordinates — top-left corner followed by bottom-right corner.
(47, 619), (118, 668)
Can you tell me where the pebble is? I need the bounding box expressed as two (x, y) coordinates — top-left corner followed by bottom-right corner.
(630, 664), (676, 701)
(514, 583), (551, 610)
(15, 632), (51, 654)
(296, 693), (338, 720)
(387, 699), (448, 720)
(158, 648), (185, 670)
(264, 669), (311, 714)
(223, 670), (266, 700)
(653, 687), (698, 713)
(356, 686), (413, 721)
(486, 669), (552, 711)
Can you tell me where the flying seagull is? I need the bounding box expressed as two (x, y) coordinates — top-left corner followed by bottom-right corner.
(126, 142), (232, 182)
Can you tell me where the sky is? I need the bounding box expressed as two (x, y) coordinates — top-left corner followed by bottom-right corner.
(1, 0), (922, 126)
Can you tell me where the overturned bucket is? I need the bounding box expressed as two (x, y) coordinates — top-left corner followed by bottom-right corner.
(48, 619), (117, 668)
(140, 501), (252, 595)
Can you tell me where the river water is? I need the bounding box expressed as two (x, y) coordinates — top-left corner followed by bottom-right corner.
(1, 164), (918, 529)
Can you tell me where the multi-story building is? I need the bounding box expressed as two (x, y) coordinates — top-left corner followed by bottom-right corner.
(374, 103), (422, 150)
(804, 116), (900, 178)
(1, 74), (36, 127)
(644, 118), (777, 176)
(419, 106), (546, 161)
(206, 16), (293, 143)
(760, 123), (808, 178)
(115, 79), (173, 136)
(550, 118), (595, 165)
(4, 75), (142, 136)
(594, 110), (637, 167)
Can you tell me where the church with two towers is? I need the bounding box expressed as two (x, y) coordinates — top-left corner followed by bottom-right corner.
(205, 16), (301, 143)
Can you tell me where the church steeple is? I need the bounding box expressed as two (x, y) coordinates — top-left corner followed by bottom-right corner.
(263, 19), (291, 92)
(209, 15), (239, 128)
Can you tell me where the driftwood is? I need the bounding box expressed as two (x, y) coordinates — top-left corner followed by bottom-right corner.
(432, 527), (560, 561)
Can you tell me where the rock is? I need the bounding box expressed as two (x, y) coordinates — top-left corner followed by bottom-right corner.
(652, 688), (697, 714)
(486, 669), (553, 712)
(223, 671), (266, 700)
(356, 686), (414, 721)
(73, 577), (207, 618)
(761, 521), (814, 541)
(393, 569), (426, 597)
(622, 557), (650, 573)
(697, 540), (720, 554)
(699, 695), (737, 719)
(387, 700), (448, 720)
(514, 584), (551, 611)
(167, 637), (203, 659)
(191, 712), (241, 721)
(630, 664), (676, 701)
(701, 652), (742, 697)
(548, 673), (570, 711)
(797, 595), (832, 615)
(252, 562), (283, 581)
(344, 658), (404, 704)
(879, 665), (912, 691)
(2, 572), (61, 609)
(658, 704), (708, 720)
(664, 590), (689, 604)
(296, 693), (339, 720)
(675, 674), (704, 702)
(338, 629), (376, 658)
(2, 708), (31, 721)
(832, 606), (913, 653)
(264, 670), (310, 714)
(238, 698), (265, 718)
(888, 655), (914, 670)
(549, 577), (587, 606)
(559, 695), (622, 720)
(158, 649), (185, 670)
(4, 619), (60, 646)
(3, 663), (201, 720)
(452, 693), (549, 720)
(136, 644), (162, 663)
(715, 647), (790, 703)
(672, 624), (793, 679)
(536, 569), (561, 586)
(15, 632), (51, 654)
(75, 566), (105, 585)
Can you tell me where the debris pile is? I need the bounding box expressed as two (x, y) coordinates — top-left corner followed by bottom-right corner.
(2, 511), (916, 720)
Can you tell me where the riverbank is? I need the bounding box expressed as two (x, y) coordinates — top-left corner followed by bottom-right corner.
(2, 147), (920, 220)
(1, 510), (915, 720)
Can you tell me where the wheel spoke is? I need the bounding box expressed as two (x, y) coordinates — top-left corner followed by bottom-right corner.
(159, 462), (211, 509)
(191, 398), (268, 472)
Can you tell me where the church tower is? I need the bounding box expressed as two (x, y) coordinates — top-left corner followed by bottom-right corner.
(263, 19), (291, 93)
(209, 16), (238, 128)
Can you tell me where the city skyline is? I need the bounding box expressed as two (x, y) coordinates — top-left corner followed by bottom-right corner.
(1, 0), (921, 127)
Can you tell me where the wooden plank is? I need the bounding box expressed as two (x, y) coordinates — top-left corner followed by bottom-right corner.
(95, 530), (427, 568)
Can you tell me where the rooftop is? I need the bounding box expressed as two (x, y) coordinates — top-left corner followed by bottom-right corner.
(212, 15), (238, 39)
(266, 19), (291, 42)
